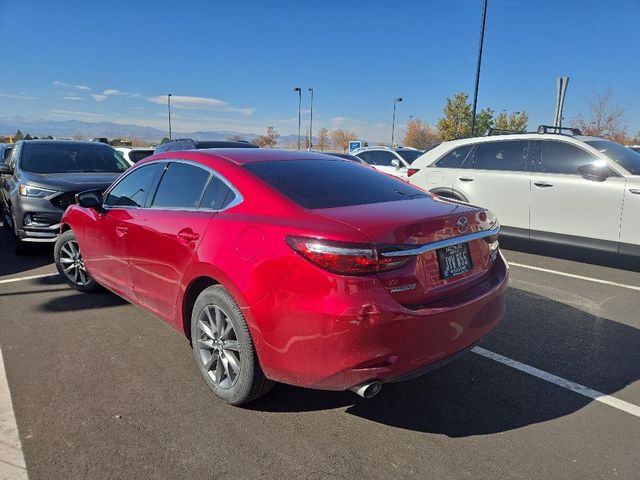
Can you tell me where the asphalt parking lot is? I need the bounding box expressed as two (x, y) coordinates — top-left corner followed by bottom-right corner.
(0, 229), (638, 480)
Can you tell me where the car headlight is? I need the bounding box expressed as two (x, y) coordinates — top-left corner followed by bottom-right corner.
(18, 184), (58, 198)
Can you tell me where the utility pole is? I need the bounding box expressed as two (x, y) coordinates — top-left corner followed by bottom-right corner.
(471, 0), (488, 136)
(293, 87), (302, 149)
(391, 97), (403, 146)
(308, 87), (314, 150)
(167, 93), (172, 140)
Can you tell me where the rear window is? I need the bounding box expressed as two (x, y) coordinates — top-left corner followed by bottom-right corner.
(395, 150), (423, 164)
(245, 159), (427, 209)
(20, 143), (129, 174)
(130, 150), (154, 163)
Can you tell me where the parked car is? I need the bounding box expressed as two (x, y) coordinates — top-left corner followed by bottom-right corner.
(351, 146), (424, 179)
(0, 140), (129, 253)
(54, 148), (507, 405)
(115, 147), (154, 164)
(0, 143), (13, 165)
(154, 138), (258, 154)
(324, 152), (369, 164)
(627, 145), (640, 154)
(408, 125), (640, 256)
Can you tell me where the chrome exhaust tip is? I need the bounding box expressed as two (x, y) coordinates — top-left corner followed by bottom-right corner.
(350, 381), (382, 399)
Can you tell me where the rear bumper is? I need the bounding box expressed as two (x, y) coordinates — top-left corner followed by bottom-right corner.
(247, 251), (508, 391)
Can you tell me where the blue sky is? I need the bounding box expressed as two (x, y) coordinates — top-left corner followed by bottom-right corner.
(0, 0), (638, 142)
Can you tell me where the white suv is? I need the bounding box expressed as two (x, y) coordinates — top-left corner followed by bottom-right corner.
(408, 126), (640, 256)
(351, 146), (423, 178)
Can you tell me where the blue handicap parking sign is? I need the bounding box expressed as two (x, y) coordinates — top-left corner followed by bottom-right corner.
(348, 141), (362, 152)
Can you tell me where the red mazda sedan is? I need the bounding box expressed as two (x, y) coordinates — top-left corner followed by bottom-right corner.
(54, 149), (508, 405)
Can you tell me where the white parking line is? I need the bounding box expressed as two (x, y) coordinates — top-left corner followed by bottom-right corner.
(0, 347), (28, 479)
(0, 273), (57, 285)
(509, 262), (640, 292)
(472, 347), (640, 419)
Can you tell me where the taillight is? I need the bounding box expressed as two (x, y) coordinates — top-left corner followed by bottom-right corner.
(286, 236), (411, 275)
(407, 168), (419, 177)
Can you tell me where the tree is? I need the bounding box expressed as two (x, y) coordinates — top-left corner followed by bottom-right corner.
(14, 130), (24, 141)
(436, 92), (495, 139)
(572, 90), (628, 143)
(493, 111), (528, 132)
(160, 137), (170, 144)
(330, 129), (358, 152)
(254, 126), (280, 148)
(316, 127), (330, 151)
(227, 134), (245, 142)
(403, 118), (440, 149)
(72, 133), (84, 141)
(24, 133), (33, 140)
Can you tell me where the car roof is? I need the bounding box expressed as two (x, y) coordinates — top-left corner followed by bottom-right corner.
(19, 140), (112, 147)
(152, 148), (346, 166)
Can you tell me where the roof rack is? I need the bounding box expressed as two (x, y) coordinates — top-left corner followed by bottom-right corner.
(536, 125), (581, 136)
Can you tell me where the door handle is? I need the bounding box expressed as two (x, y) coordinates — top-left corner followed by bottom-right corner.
(115, 225), (128, 237)
(458, 177), (474, 182)
(630, 189), (640, 195)
(534, 182), (554, 188)
(177, 228), (200, 242)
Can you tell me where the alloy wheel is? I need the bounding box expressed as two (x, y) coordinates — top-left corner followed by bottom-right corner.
(196, 305), (242, 389)
(58, 240), (90, 286)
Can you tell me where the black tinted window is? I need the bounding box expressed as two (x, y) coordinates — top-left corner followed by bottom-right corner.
(152, 162), (210, 208)
(435, 145), (473, 168)
(20, 143), (129, 174)
(130, 150), (154, 163)
(105, 163), (163, 207)
(396, 150), (422, 164)
(200, 175), (233, 210)
(472, 141), (529, 171)
(370, 151), (398, 167)
(245, 159), (427, 209)
(541, 141), (597, 174)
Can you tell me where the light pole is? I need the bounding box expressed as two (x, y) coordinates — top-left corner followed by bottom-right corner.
(293, 87), (302, 150)
(391, 97), (403, 146)
(470, 0), (488, 136)
(167, 93), (172, 140)
(308, 87), (314, 150)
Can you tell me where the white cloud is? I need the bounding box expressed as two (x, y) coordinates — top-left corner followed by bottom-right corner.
(103, 89), (125, 96)
(147, 95), (254, 116)
(63, 96), (85, 101)
(0, 93), (38, 100)
(53, 81), (92, 92)
(49, 109), (106, 119)
(90, 94), (108, 102)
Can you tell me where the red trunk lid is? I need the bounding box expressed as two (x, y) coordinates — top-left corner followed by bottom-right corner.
(314, 197), (495, 307)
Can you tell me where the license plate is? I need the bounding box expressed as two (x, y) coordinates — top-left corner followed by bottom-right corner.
(437, 243), (473, 279)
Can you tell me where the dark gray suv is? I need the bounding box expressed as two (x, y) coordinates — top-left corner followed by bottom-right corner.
(0, 140), (129, 253)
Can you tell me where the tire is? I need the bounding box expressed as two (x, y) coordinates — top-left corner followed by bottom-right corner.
(191, 285), (274, 405)
(54, 229), (101, 292)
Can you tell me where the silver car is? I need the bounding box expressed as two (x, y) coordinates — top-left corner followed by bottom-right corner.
(408, 127), (640, 256)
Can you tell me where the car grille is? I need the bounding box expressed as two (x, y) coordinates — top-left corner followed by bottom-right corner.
(50, 192), (78, 210)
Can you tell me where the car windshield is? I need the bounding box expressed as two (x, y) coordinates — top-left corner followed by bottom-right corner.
(585, 140), (640, 175)
(245, 159), (427, 209)
(396, 150), (423, 164)
(20, 143), (130, 174)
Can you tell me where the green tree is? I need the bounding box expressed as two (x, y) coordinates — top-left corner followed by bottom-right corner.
(14, 130), (24, 141)
(24, 133), (33, 140)
(494, 111), (529, 132)
(474, 108), (494, 136)
(160, 137), (170, 144)
(437, 93), (472, 140)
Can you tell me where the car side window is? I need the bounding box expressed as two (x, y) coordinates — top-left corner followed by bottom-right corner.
(370, 151), (397, 167)
(434, 145), (473, 168)
(105, 163), (163, 208)
(199, 175), (234, 210)
(151, 162), (210, 209)
(540, 141), (598, 174)
(471, 140), (529, 171)
(356, 151), (373, 164)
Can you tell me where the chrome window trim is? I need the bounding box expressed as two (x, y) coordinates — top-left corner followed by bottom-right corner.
(380, 225), (500, 257)
(102, 158), (243, 212)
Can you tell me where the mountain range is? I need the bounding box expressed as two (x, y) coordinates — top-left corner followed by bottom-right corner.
(0, 117), (304, 145)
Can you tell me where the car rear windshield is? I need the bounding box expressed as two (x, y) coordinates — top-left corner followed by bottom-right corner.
(245, 159), (428, 209)
(585, 140), (640, 175)
(21, 143), (129, 174)
(396, 150), (423, 163)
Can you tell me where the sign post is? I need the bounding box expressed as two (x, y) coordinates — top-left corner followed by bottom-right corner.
(554, 77), (570, 129)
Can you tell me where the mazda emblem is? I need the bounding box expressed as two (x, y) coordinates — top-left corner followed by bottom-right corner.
(456, 217), (469, 234)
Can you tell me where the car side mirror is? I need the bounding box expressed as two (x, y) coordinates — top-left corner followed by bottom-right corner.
(0, 164), (12, 175)
(76, 189), (104, 212)
(577, 163), (611, 182)
(391, 158), (401, 169)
